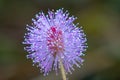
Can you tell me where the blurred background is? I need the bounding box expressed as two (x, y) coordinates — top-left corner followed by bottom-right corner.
(0, 0), (120, 80)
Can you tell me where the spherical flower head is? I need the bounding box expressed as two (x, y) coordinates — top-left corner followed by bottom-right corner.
(23, 8), (87, 76)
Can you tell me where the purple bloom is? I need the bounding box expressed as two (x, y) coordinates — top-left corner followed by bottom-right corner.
(23, 8), (87, 76)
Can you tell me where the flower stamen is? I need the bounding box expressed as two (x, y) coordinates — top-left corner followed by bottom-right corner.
(47, 27), (64, 57)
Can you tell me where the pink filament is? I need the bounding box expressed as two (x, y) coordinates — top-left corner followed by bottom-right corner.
(47, 27), (64, 57)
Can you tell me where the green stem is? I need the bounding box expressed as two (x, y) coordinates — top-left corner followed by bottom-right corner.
(59, 58), (67, 80)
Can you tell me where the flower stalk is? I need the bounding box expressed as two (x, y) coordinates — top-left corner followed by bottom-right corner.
(59, 57), (67, 80)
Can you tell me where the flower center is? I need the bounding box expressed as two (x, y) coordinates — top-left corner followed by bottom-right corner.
(47, 27), (64, 57)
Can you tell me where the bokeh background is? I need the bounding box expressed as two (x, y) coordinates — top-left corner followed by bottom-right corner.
(0, 0), (120, 80)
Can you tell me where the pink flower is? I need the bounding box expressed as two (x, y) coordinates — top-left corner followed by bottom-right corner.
(23, 8), (87, 76)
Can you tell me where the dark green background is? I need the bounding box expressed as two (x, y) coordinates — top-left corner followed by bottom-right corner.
(0, 0), (120, 80)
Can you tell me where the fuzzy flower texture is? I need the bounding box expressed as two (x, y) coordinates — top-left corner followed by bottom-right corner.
(23, 9), (87, 76)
